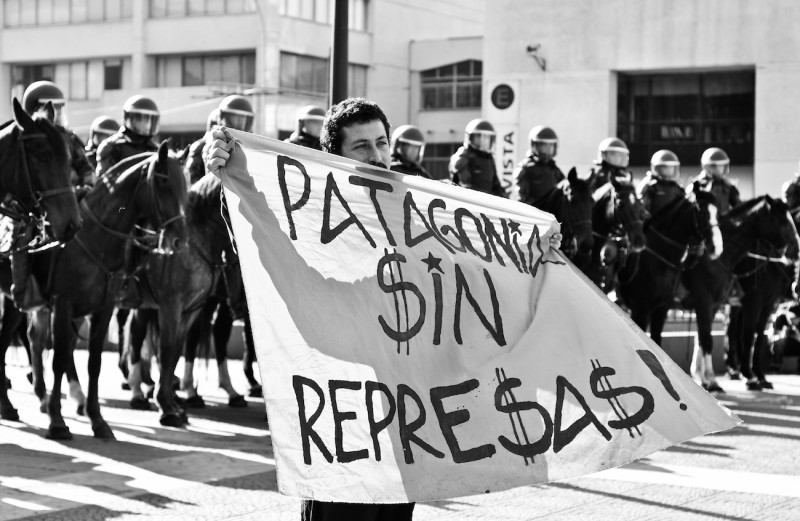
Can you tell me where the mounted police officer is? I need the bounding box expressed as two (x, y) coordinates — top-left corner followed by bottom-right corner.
(85, 116), (120, 170)
(285, 105), (325, 150)
(449, 118), (506, 197)
(638, 149), (685, 218)
(389, 124), (431, 178)
(593, 137), (633, 188)
(687, 147), (741, 215)
(96, 95), (160, 177)
(185, 95), (254, 184)
(514, 125), (565, 205)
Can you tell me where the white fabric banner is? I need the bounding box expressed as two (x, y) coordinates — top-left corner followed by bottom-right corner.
(218, 130), (740, 503)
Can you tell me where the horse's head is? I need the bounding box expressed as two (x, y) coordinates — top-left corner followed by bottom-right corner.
(1, 98), (82, 243)
(766, 196), (800, 262)
(136, 141), (188, 254)
(562, 167), (594, 262)
(691, 185), (723, 259)
(729, 195), (800, 263)
(611, 178), (646, 252)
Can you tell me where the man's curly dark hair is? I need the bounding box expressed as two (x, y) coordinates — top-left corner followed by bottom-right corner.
(320, 97), (391, 156)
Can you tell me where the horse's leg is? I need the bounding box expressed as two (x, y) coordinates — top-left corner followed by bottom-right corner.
(753, 305), (776, 389)
(27, 309), (50, 413)
(0, 299), (24, 420)
(181, 308), (205, 408)
(214, 302), (246, 407)
(46, 297), (73, 439)
(725, 306), (742, 379)
(66, 318), (87, 416)
(648, 304), (670, 347)
(86, 307), (115, 438)
(737, 297), (760, 389)
(242, 313), (261, 397)
(115, 307), (130, 384)
(126, 309), (151, 410)
(16, 314), (33, 384)
(693, 299), (719, 390)
(156, 304), (187, 427)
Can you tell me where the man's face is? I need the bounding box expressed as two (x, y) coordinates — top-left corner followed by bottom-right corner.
(339, 119), (391, 168)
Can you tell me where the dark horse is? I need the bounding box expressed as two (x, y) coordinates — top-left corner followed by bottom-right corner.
(618, 190), (717, 346)
(0, 99), (82, 421)
(123, 173), (244, 425)
(683, 194), (800, 391)
(588, 176), (647, 292)
(529, 168), (595, 271)
(15, 142), (186, 438)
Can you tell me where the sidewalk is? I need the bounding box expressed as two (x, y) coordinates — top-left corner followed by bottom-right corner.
(1, 348), (799, 520)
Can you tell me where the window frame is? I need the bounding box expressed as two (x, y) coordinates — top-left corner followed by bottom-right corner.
(420, 60), (483, 111)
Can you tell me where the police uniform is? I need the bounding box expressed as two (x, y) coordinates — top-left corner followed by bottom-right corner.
(390, 154), (431, 179)
(60, 127), (94, 189)
(515, 156), (565, 205)
(184, 136), (208, 185)
(638, 172), (685, 217)
(687, 172), (741, 215)
(96, 129), (159, 177)
(285, 131), (321, 150)
(449, 145), (505, 197)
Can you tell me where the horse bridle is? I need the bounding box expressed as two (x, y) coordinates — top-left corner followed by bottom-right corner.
(1, 130), (76, 251)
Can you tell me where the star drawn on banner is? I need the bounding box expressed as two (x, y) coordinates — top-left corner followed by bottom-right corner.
(421, 252), (444, 273)
(508, 220), (522, 234)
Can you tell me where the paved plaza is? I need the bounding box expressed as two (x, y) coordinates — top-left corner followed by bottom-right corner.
(1, 347), (799, 521)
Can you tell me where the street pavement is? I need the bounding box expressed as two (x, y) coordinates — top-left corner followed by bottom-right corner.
(1, 346), (799, 521)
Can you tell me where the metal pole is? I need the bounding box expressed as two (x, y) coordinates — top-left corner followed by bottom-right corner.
(329, 0), (349, 105)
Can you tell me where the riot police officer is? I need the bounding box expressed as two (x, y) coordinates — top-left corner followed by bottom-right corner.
(185, 95), (254, 184)
(638, 149), (685, 217)
(449, 118), (506, 197)
(687, 147), (741, 215)
(514, 125), (565, 205)
(85, 116), (120, 170)
(96, 95), (160, 177)
(389, 124), (431, 178)
(285, 105), (325, 150)
(593, 137), (633, 188)
(23, 81), (94, 191)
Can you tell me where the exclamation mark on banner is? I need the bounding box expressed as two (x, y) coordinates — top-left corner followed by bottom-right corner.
(636, 350), (688, 411)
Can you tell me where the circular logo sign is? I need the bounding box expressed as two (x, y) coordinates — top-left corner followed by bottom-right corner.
(490, 84), (515, 110)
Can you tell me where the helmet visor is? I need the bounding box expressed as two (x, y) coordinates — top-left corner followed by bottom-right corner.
(655, 164), (680, 180)
(532, 141), (557, 161)
(126, 113), (159, 137)
(35, 102), (66, 127)
(603, 150), (629, 168)
(398, 142), (425, 164)
(469, 132), (495, 153)
(221, 112), (253, 132)
(302, 117), (324, 139)
(704, 164), (729, 178)
(92, 129), (115, 147)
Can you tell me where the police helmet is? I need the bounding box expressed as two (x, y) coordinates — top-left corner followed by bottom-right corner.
(391, 124), (426, 164)
(597, 137), (630, 168)
(89, 115), (120, 148)
(206, 108), (221, 132)
(219, 95), (254, 132)
(465, 118), (496, 153)
(650, 149), (680, 181)
(123, 95), (160, 138)
(528, 125), (558, 162)
(701, 147), (730, 178)
(296, 105), (326, 139)
(22, 81), (67, 126)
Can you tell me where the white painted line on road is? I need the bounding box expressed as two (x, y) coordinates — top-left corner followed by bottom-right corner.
(594, 462), (800, 497)
(1, 497), (53, 511)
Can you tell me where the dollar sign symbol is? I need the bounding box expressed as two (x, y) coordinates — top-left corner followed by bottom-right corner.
(494, 367), (553, 465)
(377, 248), (426, 354)
(590, 359), (654, 437)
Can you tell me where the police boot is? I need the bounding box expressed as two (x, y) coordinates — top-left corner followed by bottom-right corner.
(11, 252), (45, 312)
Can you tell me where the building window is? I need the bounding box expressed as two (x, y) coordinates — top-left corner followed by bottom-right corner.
(421, 60), (482, 110)
(422, 142), (460, 181)
(617, 70), (755, 166)
(279, 52), (367, 97)
(3, 0), (133, 25)
(104, 60), (122, 90)
(155, 52), (256, 87)
(149, 0), (256, 17)
(279, 0), (368, 30)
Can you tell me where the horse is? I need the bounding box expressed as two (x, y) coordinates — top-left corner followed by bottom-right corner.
(683, 194), (800, 391)
(122, 173), (245, 426)
(588, 176), (647, 293)
(617, 189), (717, 346)
(12, 142), (186, 438)
(529, 168), (595, 271)
(0, 99), (83, 421)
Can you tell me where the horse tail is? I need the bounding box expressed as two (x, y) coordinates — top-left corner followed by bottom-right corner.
(193, 301), (216, 363)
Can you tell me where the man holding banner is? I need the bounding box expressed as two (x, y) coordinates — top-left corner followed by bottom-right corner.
(206, 97), (738, 519)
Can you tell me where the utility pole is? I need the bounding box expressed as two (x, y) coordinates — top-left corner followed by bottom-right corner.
(329, 0), (349, 105)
